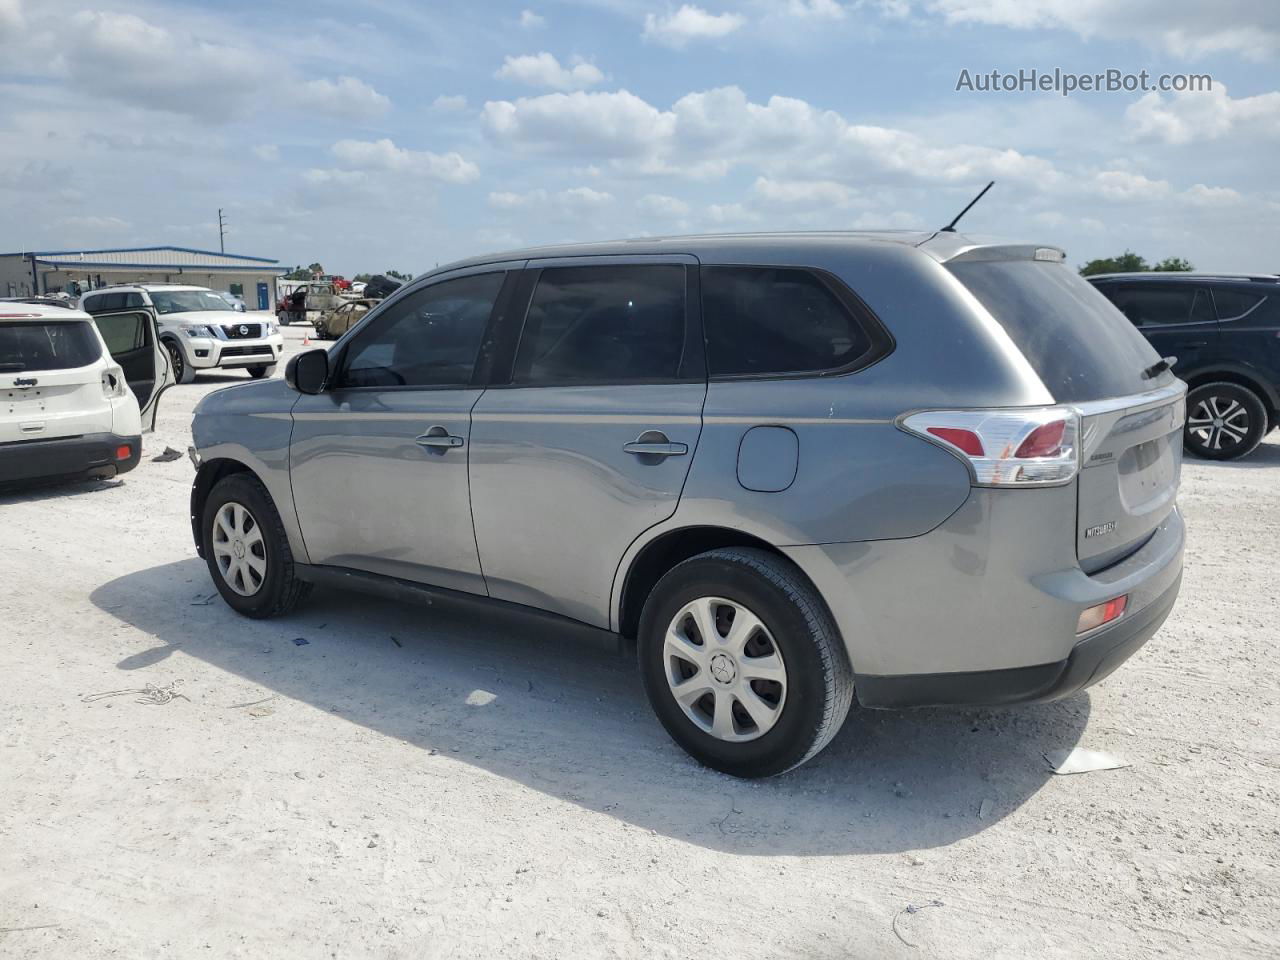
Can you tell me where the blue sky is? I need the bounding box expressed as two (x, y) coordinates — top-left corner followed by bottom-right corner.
(1, 0), (1277, 274)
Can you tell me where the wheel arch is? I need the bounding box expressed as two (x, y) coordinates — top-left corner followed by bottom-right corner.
(616, 525), (805, 640)
(190, 457), (254, 556)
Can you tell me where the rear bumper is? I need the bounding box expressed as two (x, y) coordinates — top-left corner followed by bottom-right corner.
(0, 432), (141, 485)
(854, 572), (1182, 707)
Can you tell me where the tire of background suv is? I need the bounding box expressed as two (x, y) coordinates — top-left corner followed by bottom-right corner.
(201, 473), (311, 618)
(165, 338), (196, 384)
(1184, 382), (1268, 460)
(247, 364), (277, 379)
(637, 547), (854, 778)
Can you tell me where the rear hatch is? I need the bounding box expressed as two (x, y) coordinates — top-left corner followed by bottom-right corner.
(1, 316), (112, 444)
(947, 251), (1186, 573)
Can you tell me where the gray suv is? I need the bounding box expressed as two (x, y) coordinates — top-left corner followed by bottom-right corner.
(190, 232), (1186, 777)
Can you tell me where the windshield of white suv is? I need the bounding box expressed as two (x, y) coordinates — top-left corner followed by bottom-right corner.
(0, 320), (102, 372)
(149, 290), (237, 315)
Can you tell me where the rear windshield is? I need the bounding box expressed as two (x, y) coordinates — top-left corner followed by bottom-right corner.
(948, 260), (1164, 403)
(0, 320), (102, 372)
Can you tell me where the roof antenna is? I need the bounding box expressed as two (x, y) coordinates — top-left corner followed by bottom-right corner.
(940, 181), (994, 233)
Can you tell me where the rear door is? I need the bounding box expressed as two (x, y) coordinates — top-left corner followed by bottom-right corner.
(90, 308), (174, 430)
(468, 256), (706, 628)
(1097, 281), (1220, 374)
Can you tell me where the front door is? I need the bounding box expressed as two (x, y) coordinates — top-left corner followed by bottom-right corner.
(288, 267), (516, 594)
(91, 308), (174, 430)
(468, 257), (706, 628)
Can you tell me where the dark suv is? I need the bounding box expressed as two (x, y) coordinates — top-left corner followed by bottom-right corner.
(1088, 273), (1280, 460)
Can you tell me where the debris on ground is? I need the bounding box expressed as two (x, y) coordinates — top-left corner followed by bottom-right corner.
(151, 446), (183, 463)
(191, 593), (217, 606)
(978, 798), (993, 819)
(390, 635), (402, 647)
(1044, 748), (1130, 775)
(892, 899), (945, 947)
(82, 681), (188, 706)
(292, 637), (309, 646)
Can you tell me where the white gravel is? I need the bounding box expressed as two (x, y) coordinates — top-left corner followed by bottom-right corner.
(1, 324), (1277, 959)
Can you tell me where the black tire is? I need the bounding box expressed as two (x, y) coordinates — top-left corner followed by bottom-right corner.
(201, 472), (311, 618)
(165, 338), (196, 384)
(1185, 382), (1267, 460)
(247, 364), (277, 379)
(637, 547), (854, 778)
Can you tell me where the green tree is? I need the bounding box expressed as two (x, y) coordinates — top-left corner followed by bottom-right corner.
(1079, 251), (1150, 276)
(1152, 256), (1194, 272)
(386, 269), (412, 281)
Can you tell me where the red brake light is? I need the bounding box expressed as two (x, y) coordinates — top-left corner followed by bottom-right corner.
(1015, 420), (1067, 458)
(114, 444), (133, 461)
(1077, 594), (1128, 634)
(927, 426), (984, 457)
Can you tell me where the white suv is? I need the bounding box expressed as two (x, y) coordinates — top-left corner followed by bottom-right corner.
(80, 284), (284, 384)
(1, 301), (172, 485)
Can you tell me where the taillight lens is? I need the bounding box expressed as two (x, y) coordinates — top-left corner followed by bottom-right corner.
(114, 443), (133, 461)
(900, 407), (1080, 486)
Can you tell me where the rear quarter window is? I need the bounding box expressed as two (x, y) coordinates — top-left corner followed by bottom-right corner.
(0, 321), (102, 372)
(949, 260), (1163, 403)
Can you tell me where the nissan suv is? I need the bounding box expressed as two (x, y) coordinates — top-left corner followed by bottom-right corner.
(189, 232), (1186, 777)
(1088, 272), (1280, 460)
(81, 284), (283, 383)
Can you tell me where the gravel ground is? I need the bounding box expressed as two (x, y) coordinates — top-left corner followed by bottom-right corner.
(1, 323), (1277, 959)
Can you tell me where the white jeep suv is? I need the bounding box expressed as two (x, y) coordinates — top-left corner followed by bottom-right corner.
(80, 284), (284, 383)
(1, 301), (172, 485)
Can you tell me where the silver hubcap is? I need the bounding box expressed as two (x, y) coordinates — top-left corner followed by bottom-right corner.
(1188, 395), (1249, 451)
(211, 501), (267, 596)
(663, 596), (787, 743)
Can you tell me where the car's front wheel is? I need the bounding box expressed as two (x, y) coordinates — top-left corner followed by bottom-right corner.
(247, 364), (277, 379)
(165, 338), (196, 384)
(638, 547), (854, 778)
(202, 472), (310, 618)
(1185, 382), (1267, 460)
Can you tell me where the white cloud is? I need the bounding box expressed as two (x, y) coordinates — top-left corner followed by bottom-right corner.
(252, 144), (280, 162)
(520, 9), (545, 28)
(638, 193), (691, 218)
(1, 0), (23, 29)
(330, 138), (480, 183)
(706, 202), (761, 225)
(785, 0), (846, 19)
(496, 52), (604, 91)
(752, 176), (858, 208)
(1092, 170), (1171, 201)
(1182, 183), (1243, 207)
(432, 94), (469, 111)
(923, 0), (1280, 60)
(55, 214), (131, 233)
(643, 5), (745, 48)
(1126, 85), (1280, 145)
(292, 76), (390, 118)
(484, 85), (1063, 187)
(488, 186), (613, 212)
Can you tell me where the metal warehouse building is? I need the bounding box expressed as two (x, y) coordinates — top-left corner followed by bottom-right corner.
(0, 246), (289, 310)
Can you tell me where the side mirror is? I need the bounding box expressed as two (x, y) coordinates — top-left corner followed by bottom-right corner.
(286, 348), (329, 394)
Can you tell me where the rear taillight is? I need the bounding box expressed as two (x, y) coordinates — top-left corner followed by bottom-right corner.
(900, 407), (1080, 486)
(114, 444), (133, 461)
(1077, 595), (1127, 634)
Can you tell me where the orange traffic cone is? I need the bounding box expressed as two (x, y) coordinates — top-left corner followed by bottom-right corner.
(302, 330), (311, 346)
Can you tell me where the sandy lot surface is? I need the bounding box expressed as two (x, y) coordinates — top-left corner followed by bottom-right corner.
(2, 324), (1277, 959)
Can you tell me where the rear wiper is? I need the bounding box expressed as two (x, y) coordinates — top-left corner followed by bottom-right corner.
(1142, 356), (1177, 379)
(0, 362), (26, 373)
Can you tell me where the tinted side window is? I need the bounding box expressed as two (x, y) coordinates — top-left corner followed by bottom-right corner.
(124, 292), (146, 309)
(702, 267), (872, 377)
(1212, 288), (1266, 321)
(83, 293), (125, 314)
(513, 264), (686, 384)
(337, 273), (504, 389)
(93, 312), (149, 355)
(1104, 284), (1212, 327)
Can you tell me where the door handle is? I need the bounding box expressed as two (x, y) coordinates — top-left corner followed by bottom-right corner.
(415, 426), (464, 449)
(624, 431), (688, 458)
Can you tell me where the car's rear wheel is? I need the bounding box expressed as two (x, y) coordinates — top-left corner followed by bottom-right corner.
(165, 339), (196, 384)
(247, 364), (277, 379)
(638, 547), (854, 778)
(1185, 382), (1267, 460)
(202, 473), (310, 618)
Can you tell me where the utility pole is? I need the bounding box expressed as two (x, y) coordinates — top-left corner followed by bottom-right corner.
(217, 208), (227, 253)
